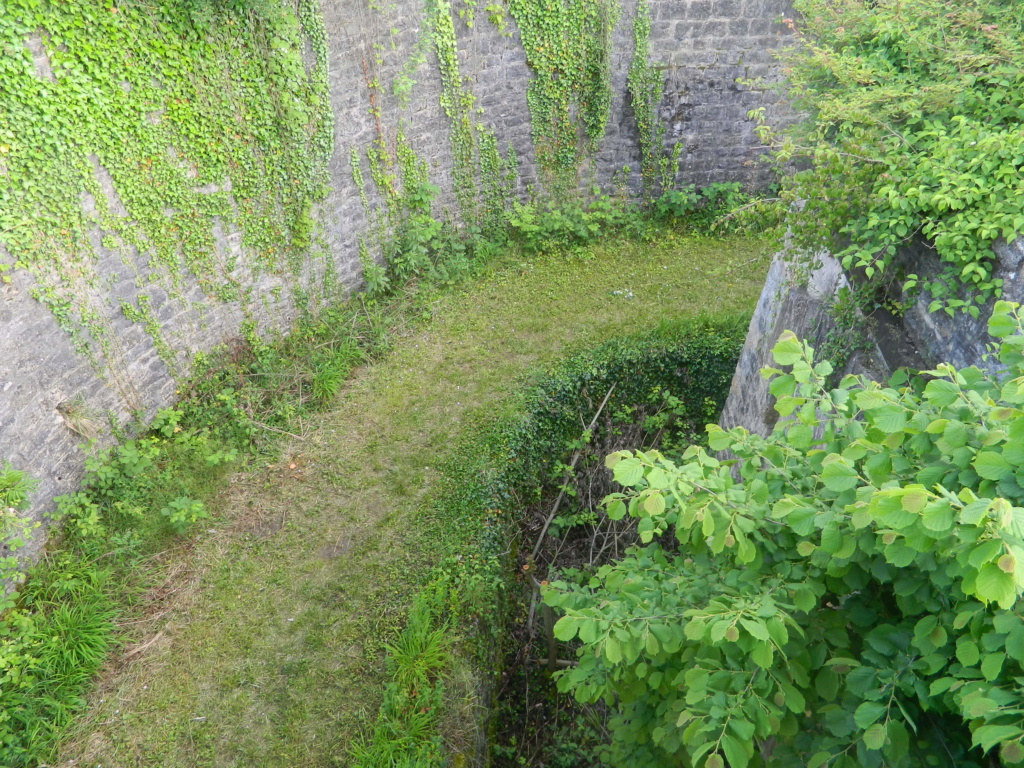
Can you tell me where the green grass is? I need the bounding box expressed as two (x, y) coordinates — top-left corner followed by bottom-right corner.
(52, 232), (768, 767)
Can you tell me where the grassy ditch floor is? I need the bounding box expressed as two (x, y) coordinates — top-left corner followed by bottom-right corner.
(54, 233), (768, 767)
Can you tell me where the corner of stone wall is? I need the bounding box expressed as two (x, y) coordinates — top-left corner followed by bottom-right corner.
(720, 237), (1024, 437)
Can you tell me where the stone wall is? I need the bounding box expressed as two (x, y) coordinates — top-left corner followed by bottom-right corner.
(719, 237), (1024, 437)
(1, 0), (795, 562)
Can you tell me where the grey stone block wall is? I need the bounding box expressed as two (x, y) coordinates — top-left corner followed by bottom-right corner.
(720, 237), (1024, 438)
(1, 0), (796, 565)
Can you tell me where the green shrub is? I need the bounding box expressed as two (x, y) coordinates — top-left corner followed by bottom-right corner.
(546, 301), (1024, 767)
(763, 0), (1024, 315)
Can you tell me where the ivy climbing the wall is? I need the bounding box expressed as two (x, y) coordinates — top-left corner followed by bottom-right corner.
(507, 0), (619, 194)
(0, 0), (332, 379)
(351, 0), (518, 290)
(427, 0), (518, 229)
(627, 0), (680, 202)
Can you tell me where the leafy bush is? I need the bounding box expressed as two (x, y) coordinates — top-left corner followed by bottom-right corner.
(506, 196), (643, 254)
(546, 301), (1024, 767)
(764, 0), (1024, 314)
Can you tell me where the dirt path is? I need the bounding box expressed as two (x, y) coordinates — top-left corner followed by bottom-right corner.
(58, 235), (768, 767)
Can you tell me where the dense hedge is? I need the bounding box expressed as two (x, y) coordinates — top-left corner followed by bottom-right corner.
(351, 314), (749, 766)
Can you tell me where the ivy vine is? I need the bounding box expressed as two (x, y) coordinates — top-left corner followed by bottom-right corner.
(627, 0), (680, 202)
(0, 0), (332, 378)
(507, 0), (619, 194)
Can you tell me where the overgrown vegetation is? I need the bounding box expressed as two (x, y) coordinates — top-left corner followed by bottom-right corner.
(627, 0), (680, 202)
(507, 0), (619, 192)
(0, 297), (392, 766)
(759, 0), (1024, 315)
(0, 0), (332, 379)
(32, 230), (769, 767)
(0, 464), (38, 602)
(353, 315), (749, 767)
(545, 302), (1024, 767)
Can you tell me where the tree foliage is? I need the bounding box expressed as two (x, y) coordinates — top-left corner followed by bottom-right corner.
(762, 0), (1024, 314)
(545, 301), (1024, 767)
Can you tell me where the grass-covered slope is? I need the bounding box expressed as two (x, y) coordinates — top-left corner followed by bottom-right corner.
(48, 233), (767, 767)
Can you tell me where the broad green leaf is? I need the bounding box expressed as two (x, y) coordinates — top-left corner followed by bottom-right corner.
(793, 588), (817, 613)
(872, 406), (907, 433)
(956, 638), (981, 667)
(989, 303), (1018, 338)
(975, 451), (1012, 481)
(822, 460), (859, 492)
(729, 718), (756, 741)
(854, 701), (887, 729)
(606, 499), (626, 520)
(922, 499), (954, 532)
(553, 616), (579, 641)
(975, 563), (1017, 608)
(961, 499), (992, 525)
(973, 724), (1024, 752)
(769, 373), (796, 398)
(644, 492), (665, 516)
(772, 331), (803, 366)
(613, 457), (644, 487)
(924, 378), (959, 408)
(821, 524), (842, 554)
(740, 618), (771, 642)
(721, 734), (751, 768)
(788, 422), (813, 449)
(966, 697), (999, 718)
(751, 639), (774, 669)
(780, 681), (805, 714)
(929, 677), (956, 697)
(900, 488), (929, 513)
(603, 636), (622, 664)
(1007, 625), (1024, 662)
(981, 653), (1006, 681)
(863, 722), (887, 750)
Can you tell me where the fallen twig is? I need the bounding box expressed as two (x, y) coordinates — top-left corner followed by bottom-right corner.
(530, 384), (616, 562)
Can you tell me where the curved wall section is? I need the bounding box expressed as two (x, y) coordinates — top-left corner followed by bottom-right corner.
(0, 0), (794, 564)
